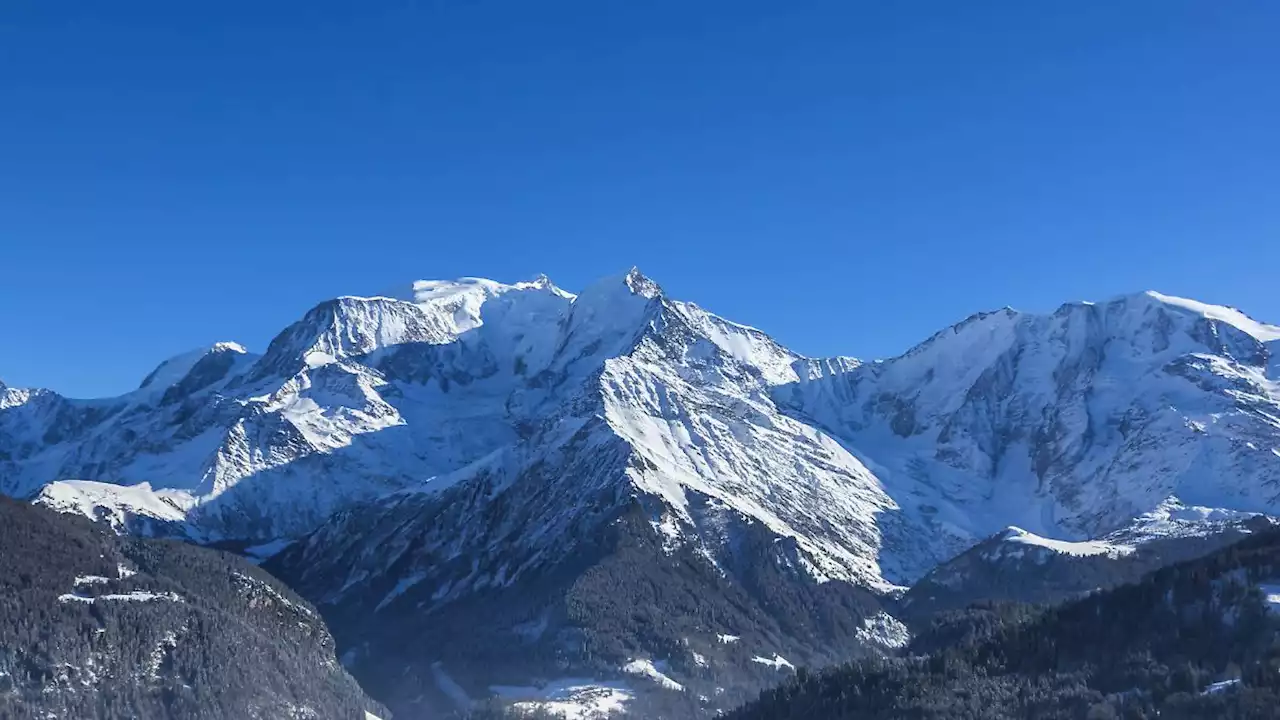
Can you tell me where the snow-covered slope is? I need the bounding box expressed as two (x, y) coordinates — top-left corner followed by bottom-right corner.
(34, 480), (197, 537)
(5, 274), (1280, 718)
(778, 290), (1280, 579)
(5, 280), (1279, 588)
(901, 501), (1275, 619)
(2, 270), (908, 593)
(1, 278), (579, 541)
(257, 271), (906, 715)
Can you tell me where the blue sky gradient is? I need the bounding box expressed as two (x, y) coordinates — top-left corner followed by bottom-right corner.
(2, 1), (1278, 396)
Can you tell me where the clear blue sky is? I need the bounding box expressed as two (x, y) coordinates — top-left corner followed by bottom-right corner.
(2, 1), (1277, 397)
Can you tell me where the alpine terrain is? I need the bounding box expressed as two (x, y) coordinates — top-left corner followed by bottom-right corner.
(729, 525), (1280, 720)
(3, 270), (1279, 718)
(0, 496), (385, 719)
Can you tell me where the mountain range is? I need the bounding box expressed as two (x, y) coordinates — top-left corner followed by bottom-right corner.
(2, 270), (1279, 718)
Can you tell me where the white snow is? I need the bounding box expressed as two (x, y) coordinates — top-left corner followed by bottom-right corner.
(73, 575), (111, 587)
(621, 658), (684, 691)
(399, 276), (574, 348)
(34, 480), (195, 534)
(58, 591), (183, 604)
(303, 351), (337, 369)
(147, 628), (183, 681)
(231, 572), (314, 618)
(1202, 678), (1241, 695)
(671, 301), (801, 385)
(10, 269), (1280, 703)
(856, 611), (911, 649)
(1144, 291), (1280, 342)
(1258, 583), (1280, 612)
(751, 654), (795, 671)
(716, 634), (740, 644)
(133, 342), (251, 401)
(995, 527), (1135, 559)
(599, 351), (901, 590)
(1109, 497), (1265, 544)
(779, 287), (1280, 584)
(491, 679), (633, 719)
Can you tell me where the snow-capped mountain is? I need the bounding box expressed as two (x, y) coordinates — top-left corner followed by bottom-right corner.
(3, 272), (1280, 718)
(777, 290), (1280, 579)
(2, 270), (905, 591)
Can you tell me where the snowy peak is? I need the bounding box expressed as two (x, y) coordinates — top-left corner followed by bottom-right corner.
(403, 278), (502, 335)
(1129, 290), (1280, 343)
(7, 279), (1280, 592)
(622, 266), (663, 299)
(576, 267), (663, 306)
(252, 295), (456, 377)
(9, 275), (1280, 720)
(552, 269), (665, 368)
(136, 342), (253, 399)
(779, 286), (1280, 580)
(138, 342), (244, 390)
(879, 290), (1277, 382)
(407, 274), (574, 305)
(1037, 290), (1277, 365)
(903, 307), (1022, 361)
(402, 275), (575, 338)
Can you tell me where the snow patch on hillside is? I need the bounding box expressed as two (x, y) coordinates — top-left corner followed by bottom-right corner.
(73, 575), (112, 587)
(1258, 583), (1280, 613)
(751, 654), (795, 671)
(1109, 498), (1266, 544)
(491, 679), (634, 719)
(621, 659), (684, 691)
(993, 527), (1134, 560)
(230, 573), (314, 618)
(59, 591), (183, 604)
(1202, 678), (1241, 695)
(856, 611), (911, 649)
(35, 481), (196, 534)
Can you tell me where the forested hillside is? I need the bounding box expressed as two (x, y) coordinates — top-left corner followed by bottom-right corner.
(729, 529), (1280, 720)
(0, 496), (384, 719)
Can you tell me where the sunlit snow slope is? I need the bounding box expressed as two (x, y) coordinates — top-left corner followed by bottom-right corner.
(6, 272), (1280, 718)
(2, 280), (1278, 591)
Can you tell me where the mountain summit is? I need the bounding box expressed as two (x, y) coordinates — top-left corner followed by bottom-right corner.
(2, 274), (1278, 717)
